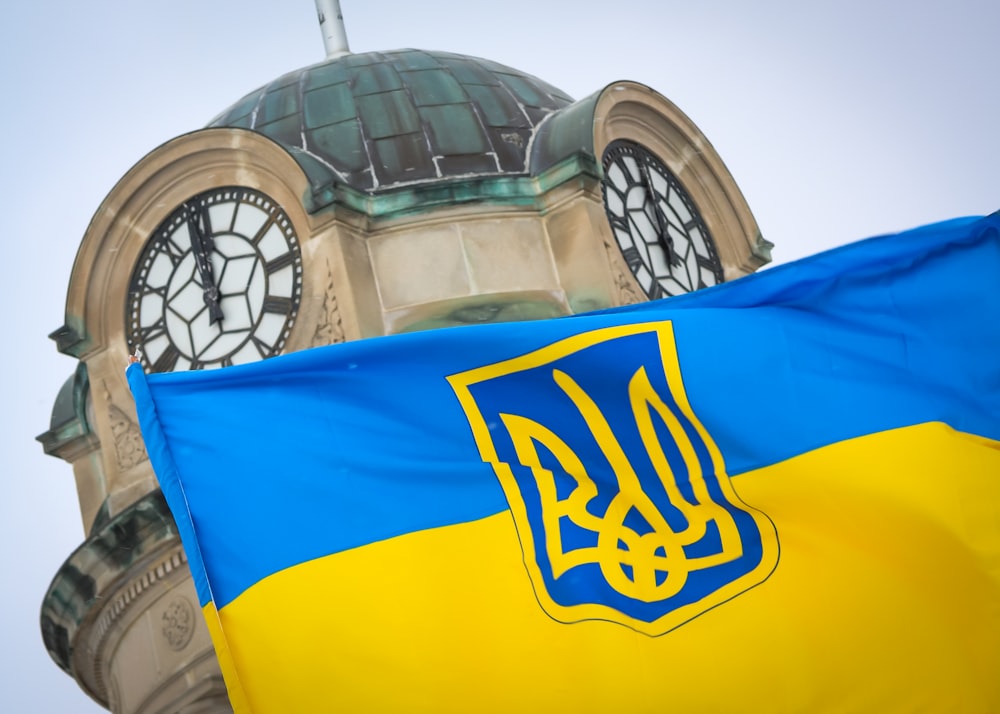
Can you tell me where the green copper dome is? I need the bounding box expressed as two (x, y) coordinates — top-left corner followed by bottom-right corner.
(208, 49), (575, 195)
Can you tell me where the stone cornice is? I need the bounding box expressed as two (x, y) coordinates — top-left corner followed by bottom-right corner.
(40, 489), (183, 706)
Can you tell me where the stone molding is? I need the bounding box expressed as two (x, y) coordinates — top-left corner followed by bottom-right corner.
(592, 81), (769, 280)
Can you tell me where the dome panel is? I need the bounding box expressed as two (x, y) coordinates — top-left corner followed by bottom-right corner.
(208, 49), (574, 194)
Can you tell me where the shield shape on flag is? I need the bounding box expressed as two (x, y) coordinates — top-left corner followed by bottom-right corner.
(449, 321), (779, 635)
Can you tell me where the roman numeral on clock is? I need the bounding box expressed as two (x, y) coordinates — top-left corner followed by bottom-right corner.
(265, 252), (295, 274)
(152, 343), (180, 373)
(263, 296), (293, 315)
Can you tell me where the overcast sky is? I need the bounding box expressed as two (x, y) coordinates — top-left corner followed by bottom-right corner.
(2, 1), (997, 710)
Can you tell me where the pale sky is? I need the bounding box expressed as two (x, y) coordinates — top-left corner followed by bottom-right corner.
(2, 1), (997, 710)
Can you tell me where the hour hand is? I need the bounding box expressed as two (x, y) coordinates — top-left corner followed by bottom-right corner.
(185, 201), (224, 324)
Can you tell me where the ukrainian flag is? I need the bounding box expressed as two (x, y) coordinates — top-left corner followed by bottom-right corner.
(129, 213), (1000, 713)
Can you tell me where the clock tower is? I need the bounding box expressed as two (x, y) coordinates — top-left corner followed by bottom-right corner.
(38, 5), (770, 711)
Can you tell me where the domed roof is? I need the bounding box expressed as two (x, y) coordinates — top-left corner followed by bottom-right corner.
(208, 49), (575, 194)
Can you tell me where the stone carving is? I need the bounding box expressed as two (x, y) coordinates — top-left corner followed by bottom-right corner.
(604, 239), (643, 306)
(91, 549), (188, 703)
(161, 596), (195, 651)
(94, 550), (187, 644)
(103, 381), (148, 469)
(311, 261), (346, 347)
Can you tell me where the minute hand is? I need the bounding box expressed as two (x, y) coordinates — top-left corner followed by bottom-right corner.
(638, 159), (678, 267)
(185, 201), (224, 324)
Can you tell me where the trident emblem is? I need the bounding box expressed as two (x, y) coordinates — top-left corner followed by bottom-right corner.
(449, 321), (778, 635)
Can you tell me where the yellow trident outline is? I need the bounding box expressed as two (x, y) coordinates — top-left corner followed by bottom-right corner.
(449, 321), (778, 635)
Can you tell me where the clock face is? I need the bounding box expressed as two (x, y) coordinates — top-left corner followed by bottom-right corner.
(126, 187), (303, 372)
(601, 140), (724, 300)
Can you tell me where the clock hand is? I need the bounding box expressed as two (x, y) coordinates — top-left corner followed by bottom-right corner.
(184, 201), (225, 325)
(638, 159), (679, 267)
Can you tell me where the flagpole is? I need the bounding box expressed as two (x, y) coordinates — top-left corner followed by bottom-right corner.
(315, 0), (351, 58)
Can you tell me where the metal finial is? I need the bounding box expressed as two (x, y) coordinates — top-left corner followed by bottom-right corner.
(315, 0), (351, 58)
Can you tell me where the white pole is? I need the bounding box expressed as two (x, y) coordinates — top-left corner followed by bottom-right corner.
(315, 0), (351, 58)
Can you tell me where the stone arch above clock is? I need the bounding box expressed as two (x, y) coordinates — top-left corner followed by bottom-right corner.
(531, 81), (772, 293)
(59, 128), (326, 363)
(53, 128), (350, 522)
(591, 82), (771, 282)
